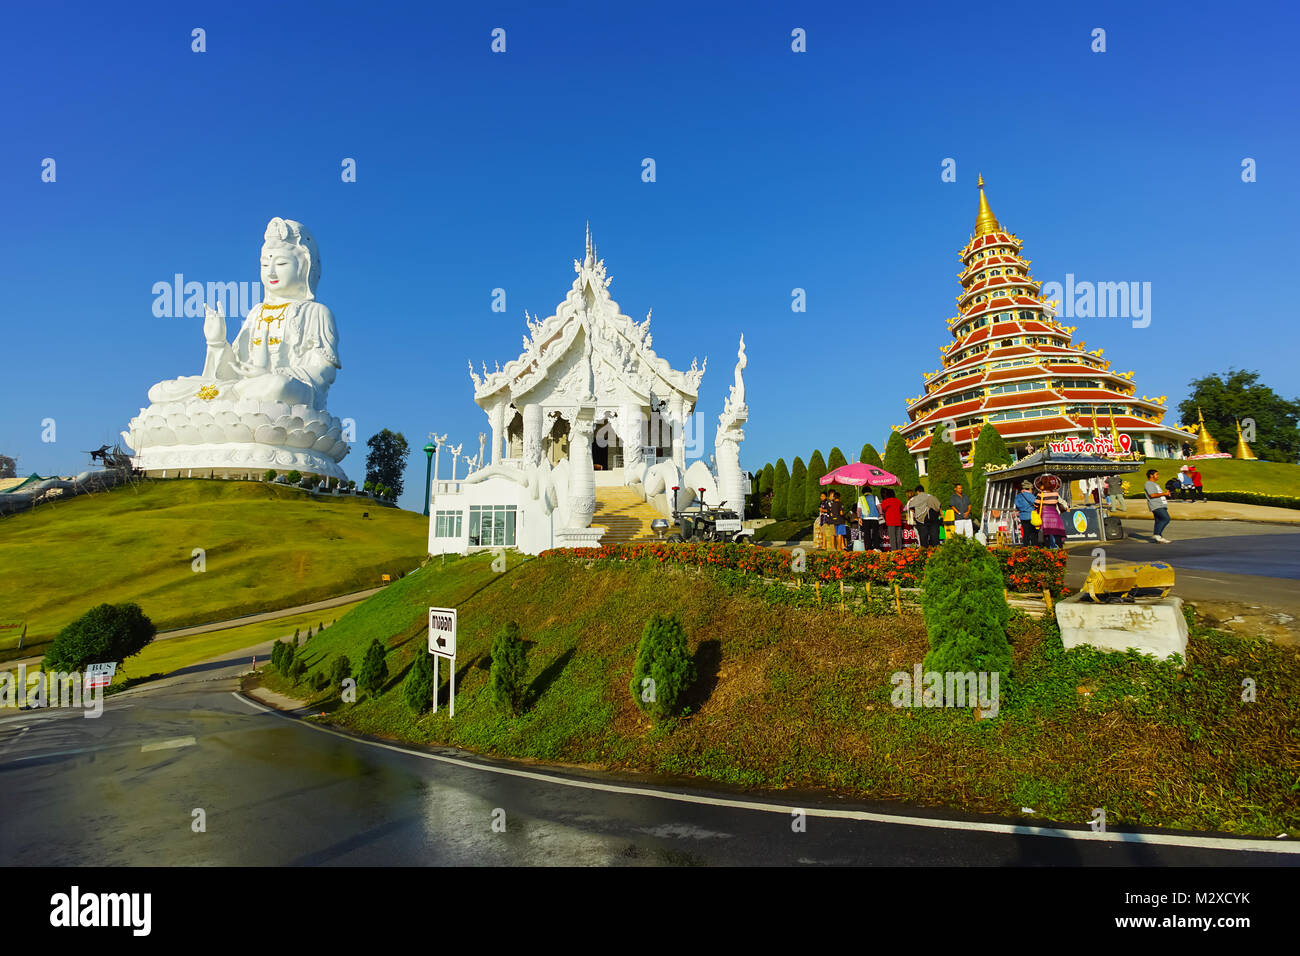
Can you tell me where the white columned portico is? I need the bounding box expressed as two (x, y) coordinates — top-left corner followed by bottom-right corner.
(522, 403), (543, 467)
(488, 401), (506, 464)
(567, 407), (597, 528)
(670, 394), (686, 471)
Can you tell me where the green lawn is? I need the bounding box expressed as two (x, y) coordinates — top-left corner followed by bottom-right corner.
(1139, 457), (1300, 497)
(257, 552), (1300, 837)
(0, 479), (427, 659)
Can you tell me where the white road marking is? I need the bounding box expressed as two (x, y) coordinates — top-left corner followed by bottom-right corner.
(232, 693), (1298, 856)
(140, 736), (196, 752)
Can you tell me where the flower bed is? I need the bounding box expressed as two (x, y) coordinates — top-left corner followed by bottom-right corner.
(538, 541), (1069, 594)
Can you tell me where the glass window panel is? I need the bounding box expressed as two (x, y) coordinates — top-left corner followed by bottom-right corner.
(506, 508), (516, 546)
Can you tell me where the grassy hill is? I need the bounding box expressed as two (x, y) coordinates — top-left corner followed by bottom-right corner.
(1139, 456), (1300, 497)
(258, 552), (1300, 836)
(0, 479), (427, 658)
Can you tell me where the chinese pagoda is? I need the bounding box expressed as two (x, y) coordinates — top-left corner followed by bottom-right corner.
(898, 175), (1191, 473)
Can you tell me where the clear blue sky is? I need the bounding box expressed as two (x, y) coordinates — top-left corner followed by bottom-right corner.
(3, 0), (1296, 511)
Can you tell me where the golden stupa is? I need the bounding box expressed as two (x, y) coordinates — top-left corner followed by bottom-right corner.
(1234, 419), (1258, 460)
(1193, 406), (1219, 456)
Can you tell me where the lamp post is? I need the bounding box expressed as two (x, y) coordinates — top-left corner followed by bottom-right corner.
(422, 441), (435, 516)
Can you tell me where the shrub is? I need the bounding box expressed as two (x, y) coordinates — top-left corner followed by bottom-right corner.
(279, 640), (295, 674)
(882, 431), (920, 498)
(264, 469), (277, 482)
(921, 535), (1012, 685)
(358, 639), (388, 695)
(771, 458), (790, 521)
(489, 622), (528, 715)
(926, 424), (967, 518)
(290, 659), (307, 680)
(42, 603), (156, 673)
(311, 669), (330, 691)
(788, 457), (807, 523)
(329, 655), (352, 687)
(804, 450), (827, 519)
(629, 613), (696, 724)
(402, 647), (435, 714)
(969, 424), (1012, 521)
(270, 640), (284, 671)
(285, 470), (302, 485)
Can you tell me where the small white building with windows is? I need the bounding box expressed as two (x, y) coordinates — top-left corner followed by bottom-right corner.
(428, 229), (750, 556)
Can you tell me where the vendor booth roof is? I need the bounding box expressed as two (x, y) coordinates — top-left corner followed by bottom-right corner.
(985, 448), (1140, 484)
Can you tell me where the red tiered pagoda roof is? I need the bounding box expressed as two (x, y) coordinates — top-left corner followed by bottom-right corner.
(897, 175), (1192, 461)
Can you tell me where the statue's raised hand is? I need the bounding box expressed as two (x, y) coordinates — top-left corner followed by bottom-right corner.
(203, 304), (227, 347)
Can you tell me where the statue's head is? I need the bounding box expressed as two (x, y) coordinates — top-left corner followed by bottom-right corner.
(260, 218), (320, 301)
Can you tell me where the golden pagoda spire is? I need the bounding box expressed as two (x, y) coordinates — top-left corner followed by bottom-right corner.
(1108, 407), (1125, 455)
(1193, 405), (1219, 456)
(974, 174), (1002, 237)
(1234, 419), (1258, 460)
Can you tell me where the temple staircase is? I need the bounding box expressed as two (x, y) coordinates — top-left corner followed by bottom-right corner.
(592, 486), (664, 545)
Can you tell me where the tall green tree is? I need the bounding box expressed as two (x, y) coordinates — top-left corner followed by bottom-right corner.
(628, 613), (696, 724)
(758, 463), (775, 518)
(926, 424), (967, 514)
(969, 424), (1012, 521)
(788, 456), (808, 523)
(364, 429), (411, 498)
(402, 647), (435, 714)
(772, 458), (790, 521)
(860, 444), (885, 470)
(42, 603), (156, 674)
(824, 446), (856, 512)
(489, 622), (529, 715)
(803, 450), (827, 518)
(1179, 369), (1300, 462)
(358, 639), (389, 696)
(882, 432), (920, 494)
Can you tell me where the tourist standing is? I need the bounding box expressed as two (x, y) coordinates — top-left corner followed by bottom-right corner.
(1145, 468), (1173, 542)
(857, 487), (883, 550)
(829, 491), (846, 550)
(1190, 465), (1205, 501)
(816, 490), (830, 549)
(1036, 480), (1067, 549)
(849, 516), (865, 551)
(1179, 466), (1195, 501)
(950, 483), (973, 538)
(908, 485), (941, 547)
(1014, 479), (1038, 546)
(881, 488), (904, 551)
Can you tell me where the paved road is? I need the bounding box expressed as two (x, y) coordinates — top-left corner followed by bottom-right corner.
(1, 644), (1292, 866)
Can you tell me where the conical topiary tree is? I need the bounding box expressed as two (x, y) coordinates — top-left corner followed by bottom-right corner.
(969, 423), (1012, 522)
(882, 431), (920, 495)
(925, 424), (967, 517)
(772, 458), (790, 521)
(824, 446), (855, 512)
(803, 450), (827, 519)
(489, 621), (528, 715)
(788, 457), (807, 524)
(921, 534), (1012, 686)
(358, 639), (388, 695)
(859, 443), (884, 469)
(759, 463), (775, 518)
(402, 646), (435, 714)
(629, 613), (696, 724)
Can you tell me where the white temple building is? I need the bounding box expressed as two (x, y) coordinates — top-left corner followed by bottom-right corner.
(428, 228), (749, 555)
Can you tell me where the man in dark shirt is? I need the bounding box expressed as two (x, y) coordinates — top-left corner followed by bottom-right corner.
(827, 492), (845, 550)
(816, 491), (831, 549)
(950, 483), (972, 538)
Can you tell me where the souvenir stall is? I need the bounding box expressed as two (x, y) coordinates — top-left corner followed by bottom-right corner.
(981, 449), (1140, 544)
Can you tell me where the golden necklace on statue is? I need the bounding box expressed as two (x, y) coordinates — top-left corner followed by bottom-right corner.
(258, 302), (290, 326)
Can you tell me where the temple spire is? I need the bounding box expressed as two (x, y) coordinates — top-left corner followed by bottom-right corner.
(974, 173), (1002, 237)
(585, 221), (592, 263)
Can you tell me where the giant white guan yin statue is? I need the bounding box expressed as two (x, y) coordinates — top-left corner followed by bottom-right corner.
(123, 218), (350, 479)
(714, 333), (749, 512)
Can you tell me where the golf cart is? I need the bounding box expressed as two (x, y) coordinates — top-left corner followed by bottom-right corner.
(662, 486), (752, 544)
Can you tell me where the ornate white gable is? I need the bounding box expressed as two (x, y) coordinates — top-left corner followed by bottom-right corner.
(469, 227), (705, 412)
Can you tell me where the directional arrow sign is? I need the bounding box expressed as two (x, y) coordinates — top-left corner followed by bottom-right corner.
(428, 607), (457, 660)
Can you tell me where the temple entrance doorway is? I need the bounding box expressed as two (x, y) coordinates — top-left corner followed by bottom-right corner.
(592, 417), (622, 471)
(544, 415), (570, 465)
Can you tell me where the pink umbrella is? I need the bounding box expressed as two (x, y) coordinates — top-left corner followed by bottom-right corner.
(820, 463), (898, 487)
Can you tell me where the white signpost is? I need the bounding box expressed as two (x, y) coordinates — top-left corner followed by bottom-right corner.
(85, 662), (117, 690)
(428, 607), (457, 717)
